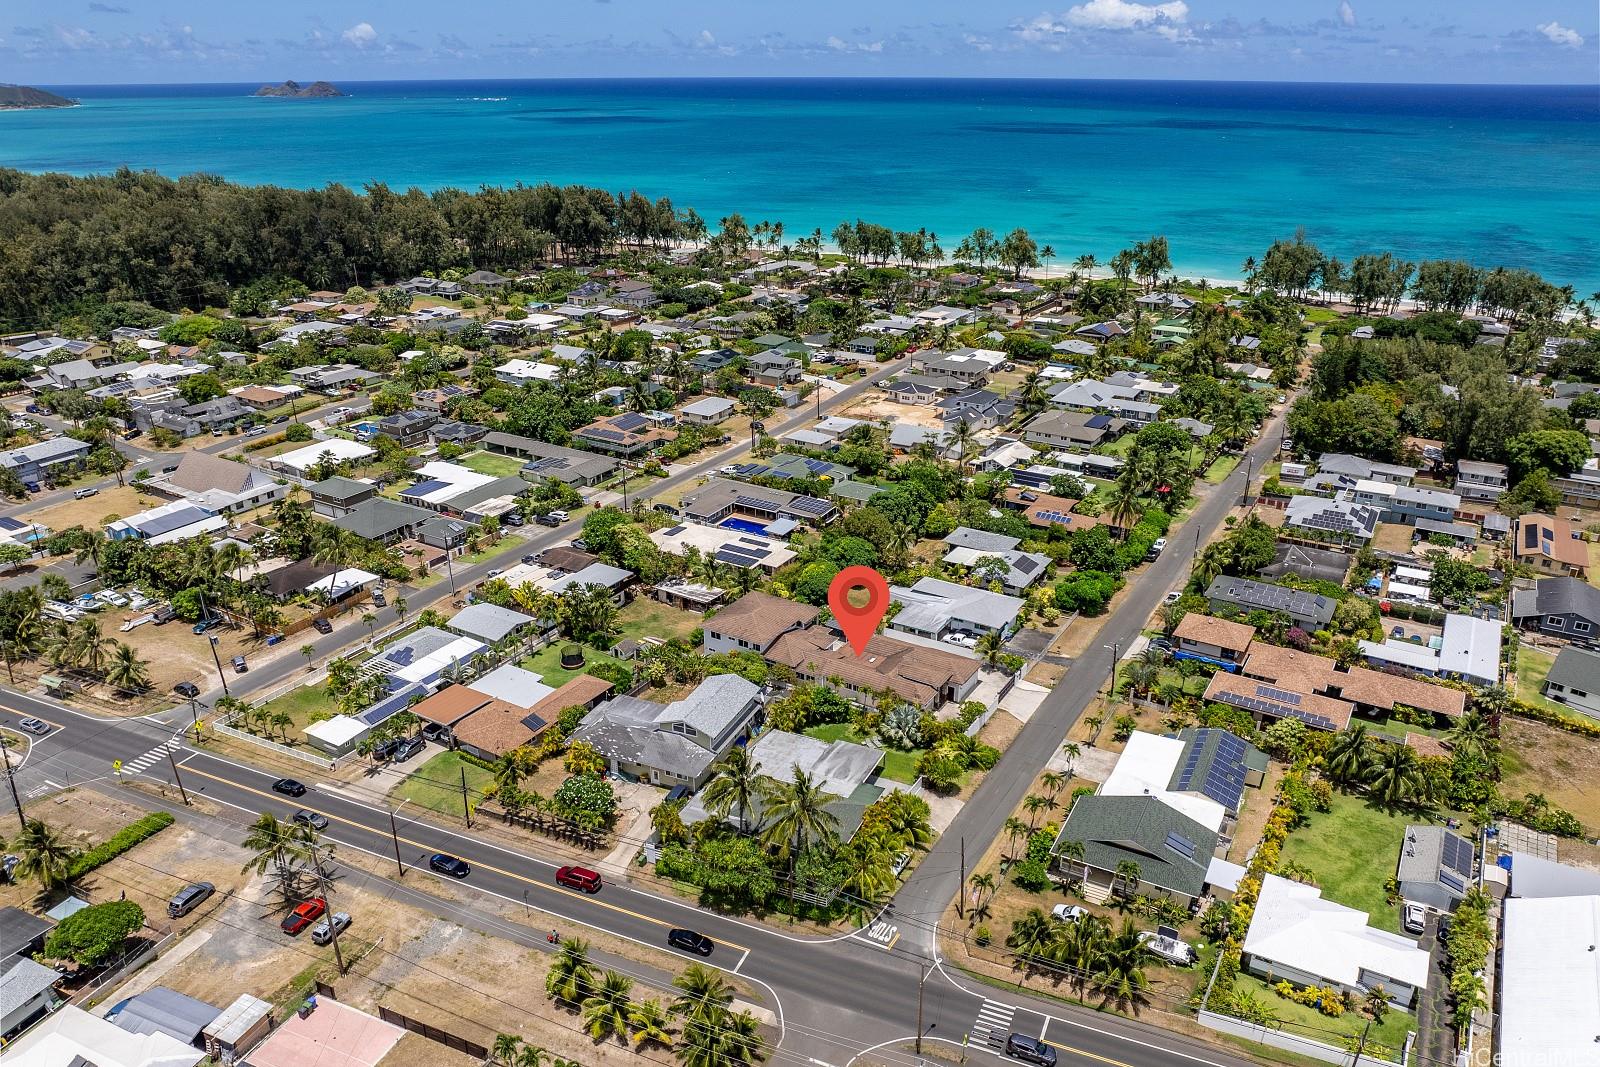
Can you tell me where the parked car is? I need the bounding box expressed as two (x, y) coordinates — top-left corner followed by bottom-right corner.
(393, 736), (425, 762)
(1146, 538), (1168, 562)
(292, 809), (329, 831)
(520, 555), (537, 565)
(310, 912), (352, 946)
(167, 881), (215, 918)
(372, 737), (402, 762)
(504, 512), (525, 527)
(280, 897), (327, 935)
(231, 655), (248, 673)
(1050, 904), (1086, 923)
(312, 617), (334, 634)
(370, 590), (386, 607)
(667, 929), (714, 957)
(0, 854), (18, 884)
(272, 415), (290, 424)
(1005, 1034), (1057, 1066)
(1403, 902), (1427, 935)
(429, 854), (470, 878)
(1390, 625), (1405, 638)
(555, 865), (602, 893)
(486, 569), (501, 579)
(17, 718), (49, 735)
(420, 722), (451, 744)
(73, 487), (99, 499)
(1163, 590), (1182, 604)
(535, 512), (561, 527)
(272, 778), (307, 797)
(1437, 915), (1454, 943)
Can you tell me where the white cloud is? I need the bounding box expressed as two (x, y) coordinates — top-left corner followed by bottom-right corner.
(1337, 1), (1356, 28)
(341, 21), (377, 47)
(826, 35), (884, 52)
(1065, 0), (1188, 31)
(696, 29), (717, 47)
(1537, 21), (1583, 48)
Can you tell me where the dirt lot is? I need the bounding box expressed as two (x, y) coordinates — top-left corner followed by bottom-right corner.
(24, 484), (170, 532)
(1502, 716), (1600, 836)
(836, 394), (944, 428)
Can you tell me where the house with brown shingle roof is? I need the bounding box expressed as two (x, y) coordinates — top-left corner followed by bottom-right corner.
(1229, 639), (1466, 728)
(765, 626), (981, 711)
(703, 592), (818, 655)
(1204, 670), (1354, 732)
(453, 675), (614, 760)
(1173, 615), (1256, 665)
(1512, 513), (1589, 577)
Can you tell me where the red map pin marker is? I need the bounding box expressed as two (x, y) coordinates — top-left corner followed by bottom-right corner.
(829, 565), (890, 657)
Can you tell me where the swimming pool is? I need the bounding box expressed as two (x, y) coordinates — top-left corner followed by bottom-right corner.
(719, 517), (769, 536)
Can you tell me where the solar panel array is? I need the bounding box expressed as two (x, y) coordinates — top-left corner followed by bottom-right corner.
(1255, 684), (1303, 706)
(1441, 833), (1473, 878)
(1173, 728), (1251, 811)
(785, 496), (835, 516)
(1014, 556), (1041, 575)
(1036, 509), (1076, 525)
(735, 494), (782, 513)
(1165, 831), (1197, 859)
(1439, 871), (1467, 893)
(613, 412), (649, 432)
(584, 427), (628, 443)
(1213, 689), (1338, 731)
(715, 541), (771, 569)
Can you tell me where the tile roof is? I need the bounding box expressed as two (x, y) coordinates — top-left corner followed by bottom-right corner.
(453, 675), (613, 757)
(766, 626), (980, 710)
(1204, 670), (1354, 731)
(1174, 614), (1258, 653)
(167, 451), (255, 495)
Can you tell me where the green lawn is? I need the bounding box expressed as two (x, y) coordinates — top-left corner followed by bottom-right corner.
(391, 750), (494, 818)
(254, 680), (341, 737)
(1230, 972), (1415, 1059)
(1276, 792), (1413, 931)
(457, 451), (528, 478)
(616, 600), (704, 644)
(802, 723), (922, 784)
(1516, 646), (1567, 713)
(521, 642), (624, 688)
(1204, 454), (1240, 484)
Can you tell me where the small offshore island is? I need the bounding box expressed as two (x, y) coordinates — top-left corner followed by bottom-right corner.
(0, 84), (77, 110)
(252, 80), (345, 98)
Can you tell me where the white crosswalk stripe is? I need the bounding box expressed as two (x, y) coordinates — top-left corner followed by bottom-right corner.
(970, 999), (1016, 1047)
(120, 737), (183, 777)
(24, 779), (63, 800)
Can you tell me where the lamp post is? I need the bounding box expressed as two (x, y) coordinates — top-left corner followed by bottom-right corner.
(1103, 641), (1120, 702)
(207, 634), (230, 697)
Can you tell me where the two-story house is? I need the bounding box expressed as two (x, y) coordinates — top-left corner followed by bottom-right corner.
(570, 675), (763, 788)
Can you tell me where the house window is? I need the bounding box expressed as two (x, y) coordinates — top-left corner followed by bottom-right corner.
(1573, 688), (1589, 698)
(1547, 616), (1565, 629)
(670, 722), (693, 736)
(1575, 621), (1592, 634)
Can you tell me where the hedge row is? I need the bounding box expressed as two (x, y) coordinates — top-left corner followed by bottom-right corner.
(1506, 696), (1600, 739)
(67, 812), (175, 879)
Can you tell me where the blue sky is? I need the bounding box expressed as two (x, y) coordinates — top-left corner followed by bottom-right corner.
(3, 0), (1596, 84)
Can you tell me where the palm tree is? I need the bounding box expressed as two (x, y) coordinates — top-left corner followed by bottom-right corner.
(1003, 816), (1030, 859)
(969, 872), (998, 920)
(1448, 711), (1494, 766)
(951, 418), (976, 475)
(491, 751), (525, 799)
(74, 530), (109, 570)
(975, 630), (1006, 666)
(581, 970), (633, 1042)
(759, 766), (840, 864)
(1057, 838), (1087, 885)
(1368, 742), (1427, 810)
(105, 642), (151, 694)
(671, 963), (734, 1025)
(491, 1034), (524, 1066)
(241, 812), (305, 904)
(1022, 793), (1053, 830)
(1092, 919), (1154, 1013)
(1058, 913), (1108, 997)
(1324, 724), (1372, 786)
(1106, 469), (1143, 539)
(14, 819), (78, 892)
(545, 937), (595, 1006)
(1006, 908), (1057, 981)
(392, 594), (408, 623)
(701, 748), (762, 833)
(627, 998), (676, 1050)
(1113, 859), (1141, 899)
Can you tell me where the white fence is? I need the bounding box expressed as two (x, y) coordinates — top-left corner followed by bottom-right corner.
(1197, 1010), (1406, 1067)
(213, 719), (337, 770)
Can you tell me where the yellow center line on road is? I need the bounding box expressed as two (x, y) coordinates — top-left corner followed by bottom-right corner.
(1041, 1037), (1138, 1067)
(179, 763), (750, 953)
(0, 705), (65, 730)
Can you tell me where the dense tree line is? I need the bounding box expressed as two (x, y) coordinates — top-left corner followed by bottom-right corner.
(0, 168), (691, 326)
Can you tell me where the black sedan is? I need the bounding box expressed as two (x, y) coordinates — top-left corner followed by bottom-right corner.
(667, 929), (714, 957)
(429, 853), (470, 878)
(272, 778), (307, 798)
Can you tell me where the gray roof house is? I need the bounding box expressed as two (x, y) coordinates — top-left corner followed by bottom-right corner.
(681, 729), (884, 839)
(1541, 646), (1600, 719)
(571, 674), (762, 788)
(1510, 577), (1600, 640)
(1051, 794), (1222, 903)
(0, 437), (92, 485)
(331, 497), (434, 544)
(1, 954), (61, 1038)
(448, 603), (538, 644)
(1396, 825), (1474, 912)
(1206, 576), (1337, 631)
(943, 527), (1022, 553)
(889, 577), (1025, 639)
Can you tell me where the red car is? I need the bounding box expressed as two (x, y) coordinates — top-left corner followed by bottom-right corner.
(281, 897), (327, 935)
(555, 866), (602, 893)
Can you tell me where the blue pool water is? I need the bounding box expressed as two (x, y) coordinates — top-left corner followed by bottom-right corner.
(719, 517), (769, 536)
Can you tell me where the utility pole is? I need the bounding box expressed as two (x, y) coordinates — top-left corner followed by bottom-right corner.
(166, 748), (190, 806)
(1104, 641), (1120, 701)
(915, 962), (931, 1055)
(1350, 1018), (1372, 1067)
(207, 634), (231, 697)
(957, 837), (966, 918)
(0, 730), (25, 829)
(187, 697), (204, 744)
(312, 844), (346, 975)
(389, 799), (410, 878)
(460, 767), (472, 828)
(444, 546), (457, 597)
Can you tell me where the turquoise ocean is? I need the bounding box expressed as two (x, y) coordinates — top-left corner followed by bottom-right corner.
(3, 79), (1598, 291)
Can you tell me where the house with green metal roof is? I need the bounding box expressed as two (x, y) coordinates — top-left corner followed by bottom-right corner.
(1051, 794), (1223, 903)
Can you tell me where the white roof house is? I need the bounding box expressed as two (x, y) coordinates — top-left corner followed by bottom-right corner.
(1499, 895), (1600, 1067)
(303, 714), (369, 756)
(305, 568), (379, 599)
(1099, 732), (1228, 833)
(1438, 614), (1501, 686)
(272, 438), (374, 476)
(495, 358), (562, 384)
(1243, 875), (1430, 1002)
(2, 1003), (204, 1067)
(106, 501), (228, 547)
(889, 578), (1024, 638)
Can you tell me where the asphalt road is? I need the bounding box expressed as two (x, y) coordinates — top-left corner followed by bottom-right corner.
(0, 372), (1281, 1067)
(890, 410), (1290, 954)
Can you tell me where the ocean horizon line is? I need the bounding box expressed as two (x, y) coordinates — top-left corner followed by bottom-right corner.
(25, 75), (1600, 91)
